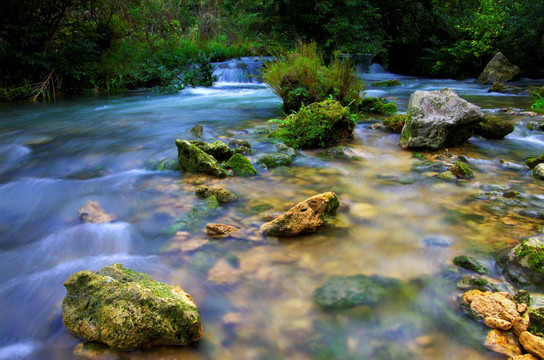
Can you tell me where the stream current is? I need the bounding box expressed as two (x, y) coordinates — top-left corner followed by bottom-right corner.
(0, 59), (544, 359)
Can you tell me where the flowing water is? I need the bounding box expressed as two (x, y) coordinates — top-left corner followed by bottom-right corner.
(1, 59), (544, 360)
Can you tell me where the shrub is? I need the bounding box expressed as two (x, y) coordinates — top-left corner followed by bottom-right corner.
(261, 42), (365, 113)
(531, 87), (544, 111)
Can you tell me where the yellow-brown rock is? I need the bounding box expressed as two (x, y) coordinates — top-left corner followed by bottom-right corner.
(484, 329), (523, 357)
(78, 201), (115, 223)
(513, 317), (530, 338)
(259, 192), (340, 236)
(485, 316), (513, 330)
(520, 331), (544, 359)
(205, 223), (240, 237)
(460, 290), (519, 320)
(510, 354), (540, 360)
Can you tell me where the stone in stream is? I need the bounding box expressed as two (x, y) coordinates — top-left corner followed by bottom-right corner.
(175, 139), (227, 178)
(458, 290), (520, 324)
(195, 186), (238, 203)
(474, 115), (515, 139)
(189, 140), (234, 161)
(78, 201), (115, 224)
(453, 255), (488, 274)
(189, 124), (203, 138)
(399, 88), (485, 150)
(527, 153), (544, 169)
(257, 153), (293, 168)
(496, 236), (544, 286)
(533, 163), (544, 180)
(259, 192), (340, 236)
(449, 161), (475, 179)
(62, 263), (203, 351)
(477, 52), (520, 85)
(205, 223), (240, 238)
(224, 153), (258, 176)
(166, 195), (220, 234)
(519, 331), (544, 359)
(484, 329), (523, 358)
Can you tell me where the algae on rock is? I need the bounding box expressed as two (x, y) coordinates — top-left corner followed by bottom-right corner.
(224, 153), (258, 176)
(175, 139), (227, 178)
(62, 263), (203, 351)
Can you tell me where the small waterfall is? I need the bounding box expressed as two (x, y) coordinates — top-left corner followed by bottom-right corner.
(212, 57), (272, 84)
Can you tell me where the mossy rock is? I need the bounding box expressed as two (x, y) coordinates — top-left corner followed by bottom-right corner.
(359, 97), (397, 115)
(533, 163), (544, 180)
(166, 196), (220, 234)
(143, 159), (178, 171)
(257, 153), (293, 168)
(313, 274), (394, 309)
(449, 161), (475, 179)
(270, 99), (356, 149)
(224, 153), (258, 176)
(175, 139), (227, 178)
(453, 255), (488, 274)
(371, 79), (402, 87)
(189, 140), (234, 161)
(62, 263), (203, 351)
(474, 115), (515, 139)
(528, 308), (544, 337)
(527, 154), (544, 169)
(383, 114), (407, 133)
(195, 186), (238, 203)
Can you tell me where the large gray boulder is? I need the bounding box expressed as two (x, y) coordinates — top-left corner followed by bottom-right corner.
(477, 52), (520, 85)
(62, 263), (203, 350)
(260, 192), (339, 236)
(176, 139), (227, 177)
(399, 88), (485, 150)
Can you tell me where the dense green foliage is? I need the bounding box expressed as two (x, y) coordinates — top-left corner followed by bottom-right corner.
(532, 87), (544, 111)
(1, 0), (543, 101)
(261, 42), (365, 113)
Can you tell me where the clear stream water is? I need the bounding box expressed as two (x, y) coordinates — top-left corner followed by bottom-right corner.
(1, 60), (544, 360)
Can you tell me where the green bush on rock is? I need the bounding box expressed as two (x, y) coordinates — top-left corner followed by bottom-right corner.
(270, 99), (356, 149)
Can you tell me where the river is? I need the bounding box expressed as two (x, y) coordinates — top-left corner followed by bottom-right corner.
(0, 59), (543, 359)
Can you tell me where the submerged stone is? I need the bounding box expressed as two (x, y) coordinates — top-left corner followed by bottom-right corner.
(175, 139), (227, 178)
(143, 158), (178, 171)
(189, 124), (203, 139)
(313, 274), (394, 309)
(62, 263), (203, 351)
(453, 255), (488, 274)
(449, 161), (475, 179)
(195, 186), (238, 203)
(225, 153), (258, 176)
(166, 196), (220, 234)
(257, 153), (293, 168)
(260, 192), (340, 237)
(474, 116), (515, 139)
(78, 201), (115, 224)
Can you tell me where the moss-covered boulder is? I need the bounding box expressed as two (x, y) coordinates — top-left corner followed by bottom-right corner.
(62, 263), (203, 351)
(449, 161), (475, 179)
(175, 139), (227, 178)
(359, 97), (397, 115)
(224, 153), (258, 176)
(474, 116), (515, 139)
(189, 140), (234, 161)
(313, 274), (399, 309)
(453, 255), (488, 274)
(477, 52), (520, 85)
(488, 83), (527, 95)
(527, 154), (544, 169)
(371, 79), (402, 87)
(271, 99), (356, 149)
(260, 192), (339, 236)
(383, 114), (407, 133)
(400, 89), (484, 150)
(497, 236), (544, 286)
(195, 186), (238, 203)
(257, 153), (293, 168)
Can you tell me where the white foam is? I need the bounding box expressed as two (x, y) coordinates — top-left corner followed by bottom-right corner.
(0, 341), (35, 360)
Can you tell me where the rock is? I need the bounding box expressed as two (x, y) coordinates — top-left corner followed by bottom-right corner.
(533, 164), (544, 180)
(313, 274), (398, 309)
(488, 82), (527, 95)
(383, 114), (407, 133)
(474, 115), (515, 139)
(62, 263), (203, 351)
(166, 196), (220, 234)
(189, 140), (234, 161)
(229, 139), (251, 148)
(457, 275), (498, 292)
(257, 153), (293, 168)
(189, 124), (203, 138)
(271, 99), (356, 149)
(484, 317), (513, 331)
(449, 161), (475, 179)
(400, 88), (485, 150)
(520, 331), (544, 359)
(497, 236), (544, 286)
(224, 153), (258, 176)
(259, 192), (340, 236)
(484, 329), (523, 357)
(205, 223), (240, 237)
(453, 255), (488, 274)
(371, 79), (402, 87)
(321, 146), (365, 160)
(529, 308), (544, 337)
(510, 354), (540, 360)
(515, 290), (532, 306)
(276, 143), (296, 157)
(195, 186), (238, 203)
(143, 158), (178, 171)
(477, 52), (520, 85)
(459, 290), (519, 321)
(175, 139), (227, 178)
(359, 97), (398, 115)
(78, 201), (115, 224)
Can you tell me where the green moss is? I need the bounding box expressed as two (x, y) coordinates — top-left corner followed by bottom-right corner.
(529, 308), (544, 337)
(166, 196), (220, 234)
(526, 153), (544, 169)
(449, 161), (475, 179)
(271, 99), (356, 149)
(515, 239), (544, 272)
(195, 186), (238, 203)
(359, 97), (397, 115)
(224, 153), (258, 176)
(383, 114), (407, 133)
(257, 153), (293, 168)
(371, 79), (402, 87)
(324, 192), (341, 218)
(176, 139), (227, 177)
(399, 115), (413, 148)
(189, 140), (234, 161)
(452, 255), (488, 274)
(474, 115), (515, 139)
